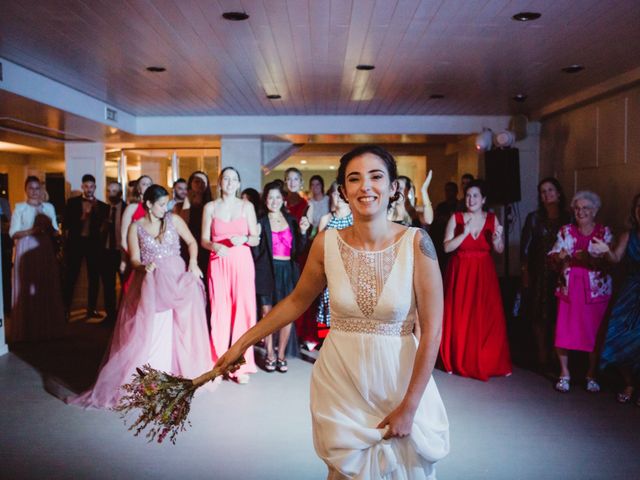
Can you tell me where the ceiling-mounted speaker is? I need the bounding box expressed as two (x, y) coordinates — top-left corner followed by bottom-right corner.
(509, 114), (528, 141)
(485, 148), (521, 204)
(493, 130), (516, 148)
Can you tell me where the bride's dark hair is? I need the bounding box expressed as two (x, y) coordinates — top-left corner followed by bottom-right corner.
(336, 145), (400, 205)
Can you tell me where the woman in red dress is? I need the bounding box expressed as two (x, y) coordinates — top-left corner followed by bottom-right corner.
(439, 180), (512, 381)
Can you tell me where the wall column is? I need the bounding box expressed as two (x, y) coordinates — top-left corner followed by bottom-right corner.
(64, 142), (106, 200)
(220, 137), (263, 191)
(0, 231), (6, 355)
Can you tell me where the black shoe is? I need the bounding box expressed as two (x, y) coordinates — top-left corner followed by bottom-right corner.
(86, 310), (101, 319)
(276, 359), (288, 373)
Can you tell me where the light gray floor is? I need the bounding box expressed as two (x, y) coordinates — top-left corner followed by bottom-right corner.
(1, 336), (639, 480)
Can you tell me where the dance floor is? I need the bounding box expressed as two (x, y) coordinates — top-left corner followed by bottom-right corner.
(1, 324), (639, 480)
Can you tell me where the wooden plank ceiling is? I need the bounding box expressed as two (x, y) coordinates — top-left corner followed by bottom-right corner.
(0, 0), (639, 116)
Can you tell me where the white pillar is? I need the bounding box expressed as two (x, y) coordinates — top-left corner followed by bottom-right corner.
(64, 142), (106, 200)
(220, 137), (263, 191)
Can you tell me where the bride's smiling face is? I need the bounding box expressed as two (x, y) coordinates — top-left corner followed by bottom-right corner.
(341, 153), (397, 218)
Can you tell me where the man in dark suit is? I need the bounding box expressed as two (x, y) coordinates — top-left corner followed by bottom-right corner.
(63, 174), (109, 319)
(101, 181), (126, 326)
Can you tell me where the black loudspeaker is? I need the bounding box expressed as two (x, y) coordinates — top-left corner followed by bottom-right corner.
(484, 148), (521, 204)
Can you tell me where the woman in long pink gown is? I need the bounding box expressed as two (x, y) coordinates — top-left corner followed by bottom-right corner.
(69, 185), (213, 408)
(202, 167), (260, 384)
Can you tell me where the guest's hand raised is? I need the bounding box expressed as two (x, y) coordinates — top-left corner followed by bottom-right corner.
(462, 218), (472, 237)
(421, 170), (433, 194)
(145, 262), (156, 273)
(299, 216), (310, 235)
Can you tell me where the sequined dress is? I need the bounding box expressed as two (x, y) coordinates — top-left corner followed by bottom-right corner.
(69, 214), (213, 408)
(316, 212), (353, 326)
(311, 228), (449, 480)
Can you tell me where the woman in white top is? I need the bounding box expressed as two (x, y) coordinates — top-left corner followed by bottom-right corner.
(8, 176), (65, 342)
(215, 145), (449, 479)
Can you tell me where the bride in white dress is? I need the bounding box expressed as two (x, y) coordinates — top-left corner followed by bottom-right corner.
(216, 145), (449, 479)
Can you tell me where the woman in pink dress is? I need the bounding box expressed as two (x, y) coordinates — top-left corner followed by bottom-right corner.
(202, 167), (260, 384)
(69, 185), (213, 408)
(548, 190), (614, 393)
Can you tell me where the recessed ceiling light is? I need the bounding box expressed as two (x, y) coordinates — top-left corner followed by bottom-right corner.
(146, 66), (166, 73)
(267, 94), (281, 100)
(222, 11), (249, 21)
(562, 64), (585, 74)
(356, 64), (375, 71)
(512, 12), (541, 22)
(429, 94), (444, 99)
(512, 94), (528, 102)
(300, 160), (307, 164)
(329, 166), (336, 170)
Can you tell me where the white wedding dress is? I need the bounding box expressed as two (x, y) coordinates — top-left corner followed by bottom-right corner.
(311, 228), (450, 479)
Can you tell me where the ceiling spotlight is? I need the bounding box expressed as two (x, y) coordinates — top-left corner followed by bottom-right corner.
(267, 94), (281, 100)
(329, 166), (336, 170)
(562, 64), (585, 74)
(300, 160), (307, 164)
(356, 64), (375, 71)
(512, 94), (528, 102)
(475, 129), (493, 152)
(222, 11), (249, 21)
(512, 12), (541, 22)
(146, 66), (166, 73)
(429, 94), (444, 99)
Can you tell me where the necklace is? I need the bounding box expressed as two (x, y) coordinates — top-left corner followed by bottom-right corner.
(269, 212), (285, 225)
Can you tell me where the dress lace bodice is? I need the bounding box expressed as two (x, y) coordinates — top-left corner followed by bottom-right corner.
(137, 214), (181, 264)
(325, 228), (417, 336)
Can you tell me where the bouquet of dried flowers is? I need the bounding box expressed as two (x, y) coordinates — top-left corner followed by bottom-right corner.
(115, 357), (245, 444)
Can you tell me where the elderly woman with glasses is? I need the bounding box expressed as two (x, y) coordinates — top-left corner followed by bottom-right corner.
(548, 190), (614, 393)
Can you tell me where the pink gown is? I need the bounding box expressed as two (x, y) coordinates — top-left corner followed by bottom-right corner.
(208, 209), (257, 377)
(69, 214), (214, 408)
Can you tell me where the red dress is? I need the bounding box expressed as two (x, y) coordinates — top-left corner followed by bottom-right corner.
(439, 212), (512, 381)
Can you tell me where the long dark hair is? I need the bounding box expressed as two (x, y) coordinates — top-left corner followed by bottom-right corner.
(143, 184), (170, 242)
(336, 145), (400, 206)
(262, 181), (288, 215)
(242, 187), (261, 216)
(537, 177), (567, 217)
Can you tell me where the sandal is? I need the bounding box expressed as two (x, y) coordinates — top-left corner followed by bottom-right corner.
(264, 357), (276, 372)
(276, 358), (288, 373)
(586, 377), (600, 393)
(555, 376), (570, 393)
(616, 386), (634, 404)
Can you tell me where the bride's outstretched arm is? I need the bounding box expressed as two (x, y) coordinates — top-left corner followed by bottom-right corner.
(379, 229), (443, 439)
(214, 231), (328, 372)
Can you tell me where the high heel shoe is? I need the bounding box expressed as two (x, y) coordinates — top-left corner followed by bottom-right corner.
(555, 376), (570, 393)
(616, 386), (634, 403)
(276, 358), (288, 373)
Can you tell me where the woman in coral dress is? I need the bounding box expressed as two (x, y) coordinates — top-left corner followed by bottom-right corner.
(440, 180), (512, 381)
(69, 185), (213, 409)
(202, 167), (260, 384)
(215, 146), (449, 479)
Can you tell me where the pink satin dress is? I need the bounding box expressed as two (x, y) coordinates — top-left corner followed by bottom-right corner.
(208, 209), (257, 377)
